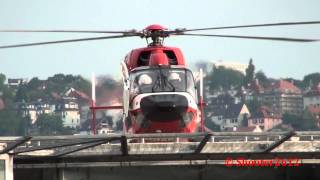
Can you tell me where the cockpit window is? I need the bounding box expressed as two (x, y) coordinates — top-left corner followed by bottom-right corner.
(130, 67), (196, 99)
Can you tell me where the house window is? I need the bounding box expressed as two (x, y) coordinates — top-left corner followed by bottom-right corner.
(231, 118), (237, 123)
(259, 119), (264, 123)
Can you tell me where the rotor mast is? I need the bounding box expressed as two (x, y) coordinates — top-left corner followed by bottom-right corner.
(143, 24), (169, 46)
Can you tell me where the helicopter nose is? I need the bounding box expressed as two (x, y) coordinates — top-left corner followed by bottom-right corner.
(140, 94), (188, 122)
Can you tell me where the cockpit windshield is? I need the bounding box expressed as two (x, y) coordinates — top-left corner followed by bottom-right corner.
(130, 67), (196, 98)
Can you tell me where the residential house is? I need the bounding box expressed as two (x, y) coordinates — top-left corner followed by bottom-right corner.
(307, 106), (320, 128)
(7, 78), (27, 89)
(262, 80), (303, 116)
(19, 101), (55, 124)
(304, 83), (320, 109)
(63, 88), (91, 126)
(248, 106), (282, 131)
(218, 103), (250, 130)
(56, 97), (81, 129)
(207, 93), (236, 125)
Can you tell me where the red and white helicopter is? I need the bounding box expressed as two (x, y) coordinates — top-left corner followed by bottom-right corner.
(1, 21), (319, 135)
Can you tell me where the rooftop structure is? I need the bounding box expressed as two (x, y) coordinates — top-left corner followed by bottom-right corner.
(212, 61), (248, 74)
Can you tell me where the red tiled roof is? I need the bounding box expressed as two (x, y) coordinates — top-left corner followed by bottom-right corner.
(269, 80), (301, 94)
(252, 106), (281, 119)
(65, 88), (91, 101)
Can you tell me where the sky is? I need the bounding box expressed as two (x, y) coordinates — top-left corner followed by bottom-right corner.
(0, 0), (320, 80)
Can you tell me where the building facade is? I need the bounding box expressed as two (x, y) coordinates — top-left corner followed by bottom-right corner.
(56, 97), (81, 128)
(19, 101), (55, 124)
(212, 61), (248, 74)
(303, 83), (320, 109)
(262, 80), (303, 116)
(218, 104), (250, 130)
(248, 106), (282, 131)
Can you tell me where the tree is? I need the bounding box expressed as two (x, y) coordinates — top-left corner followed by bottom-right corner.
(255, 70), (269, 87)
(282, 112), (317, 131)
(0, 109), (24, 136)
(36, 114), (64, 135)
(206, 66), (244, 90)
(244, 59), (255, 87)
(0, 73), (6, 85)
(303, 73), (320, 88)
(0, 73), (25, 136)
(301, 110), (318, 130)
(246, 97), (260, 115)
(241, 113), (249, 127)
(205, 119), (220, 132)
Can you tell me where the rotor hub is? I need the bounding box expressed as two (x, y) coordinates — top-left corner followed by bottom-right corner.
(143, 24), (169, 46)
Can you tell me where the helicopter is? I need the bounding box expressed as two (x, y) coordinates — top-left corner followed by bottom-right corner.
(1, 21), (320, 135)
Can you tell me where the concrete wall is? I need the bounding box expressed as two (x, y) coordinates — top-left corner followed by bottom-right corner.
(0, 154), (13, 180)
(14, 165), (320, 180)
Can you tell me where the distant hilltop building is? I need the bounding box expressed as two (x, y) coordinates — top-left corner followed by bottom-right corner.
(7, 78), (28, 89)
(212, 61), (248, 74)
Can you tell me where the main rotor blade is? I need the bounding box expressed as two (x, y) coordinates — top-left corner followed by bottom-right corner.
(174, 33), (319, 42)
(175, 21), (320, 32)
(0, 34), (137, 49)
(0, 29), (140, 34)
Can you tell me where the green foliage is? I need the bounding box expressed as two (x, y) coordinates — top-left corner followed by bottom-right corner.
(0, 109), (24, 136)
(0, 73), (25, 136)
(303, 73), (320, 88)
(1, 73), (118, 136)
(241, 113), (249, 127)
(282, 112), (317, 131)
(255, 70), (269, 87)
(246, 98), (260, 115)
(244, 59), (255, 87)
(36, 114), (73, 135)
(205, 119), (220, 132)
(206, 66), (245, 90)
(15, 74), (91, 102)
(0, 73), (6, 85)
